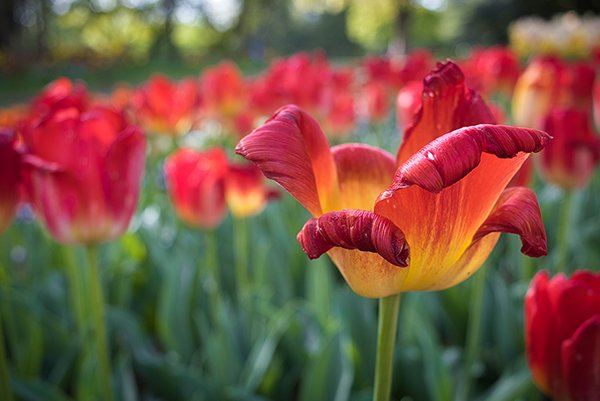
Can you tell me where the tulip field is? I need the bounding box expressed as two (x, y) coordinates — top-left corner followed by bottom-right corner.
(1, 12), (600, 401)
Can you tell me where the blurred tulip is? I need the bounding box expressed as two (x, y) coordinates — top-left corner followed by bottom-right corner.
(132, 75), (200, 136)
(0, 128), (21, 234)
(22, 105), (146, 244)
(225, 163), (278, 218)
(462, 46), (520, 97)
(526, 270), (600, 401)
(165, 148), (228, 229)
(237, 61), (549, 298)
(540, 108), (600, 189)
(200, 61), (248, 121)
(513, 56), (596, 129)
(31, 77), (89, 116)
(360, 82), (389, 124)
(395, 80), (422, 129)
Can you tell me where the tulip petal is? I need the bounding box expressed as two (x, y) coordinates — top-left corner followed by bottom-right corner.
(236, 105), (339, 216)
(104, 125), (147, 236)
(561, 315), (600, 401)
(297, 209), (409, 267)
(472, 186), (547, 257)
(396, 61), (496, 164)
(374, 125), (550, 291)
(525, 271), (554, 395)
(331, 144), (396, 211)
(387, 124), (550, 194)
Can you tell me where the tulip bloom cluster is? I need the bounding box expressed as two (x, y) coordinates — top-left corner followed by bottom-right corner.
(1, 78), (147, 244)
(526, 270), (600, 401)
(165, 148), (277, 229)
(238, 61), (549, 297)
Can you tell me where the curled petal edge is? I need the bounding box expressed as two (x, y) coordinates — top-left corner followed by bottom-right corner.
(383, 124), (551, 197)
(296, 209), (410, 267)
(472, 186), (548, 257)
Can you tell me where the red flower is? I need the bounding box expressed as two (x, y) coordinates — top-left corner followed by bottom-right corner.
(395, 80), (422, 129)
(30, 77), (89, 117)
(0, 128), (21, 234)
(462, 46), (520, 97)
(22, 105), (146, 244)
(237, 61), (549, 297)
(540, 109), (600, 189)
(225, 163), (279, 218)
(132, 75), (200, 136)
(200, 61), (248, 120)
(526, 270), (600, 401)
(165, 148), (229, 229)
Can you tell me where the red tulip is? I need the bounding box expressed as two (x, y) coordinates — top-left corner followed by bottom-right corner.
(540, 109), (600, 189)
(31, 77), (89, 116)
(462, 46), (520, 97)
(165, 148), (228, 229)
(0, 128), (21, 234)
(132, 75), (200, 136)
(360, 82), (389, 124)
(200, 61), (248, 120)
(396, 80), (422, 129)
(526, 270), (600, 401)
(225, 163), (278, 218)
(22, 105), (146, 244)
(237, 61), (549, 297)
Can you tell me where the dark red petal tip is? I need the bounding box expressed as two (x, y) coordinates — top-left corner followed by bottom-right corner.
(296, 209), (410, 267)
(388, 124), (551, 195)
(473, 187), (548, 257)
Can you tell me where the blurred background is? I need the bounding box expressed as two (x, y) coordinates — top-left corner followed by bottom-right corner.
(1, 0), (600, 102)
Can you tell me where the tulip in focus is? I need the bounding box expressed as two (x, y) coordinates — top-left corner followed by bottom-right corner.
(237, 61), (549, 298)
(22, 105), (146, 244)
(526, 270), (600, 401)
(0, 128), (21, 234)
(165, 148), (229, 229)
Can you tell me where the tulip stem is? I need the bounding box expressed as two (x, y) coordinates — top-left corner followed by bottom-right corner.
(63, 247), (87, 338)
(373, 293), (401, 401)
(233, 217), (250, 303)
(556, 190), (573, 273)
(200, 229), (220, 323)
(85, 245), (114, 401)
(459, 266), (488, 401)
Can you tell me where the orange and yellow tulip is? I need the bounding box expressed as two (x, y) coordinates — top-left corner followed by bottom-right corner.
(237, 61), (549, 298)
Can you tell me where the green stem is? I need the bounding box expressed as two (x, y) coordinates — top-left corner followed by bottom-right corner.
(233, 217), (250, 303)
(556, 190), (573, 273)
(0, 309), (13, 401)
(459, 267), (488, 401)
(63, 247), (87, 338)
(373, 294), (401, 401)
(199, 229), (220, 324)
(85, 245), (114, 401)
